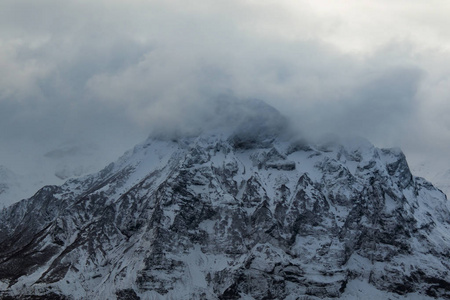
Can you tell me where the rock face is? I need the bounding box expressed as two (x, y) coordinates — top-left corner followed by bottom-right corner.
(1, 118), (450, 299)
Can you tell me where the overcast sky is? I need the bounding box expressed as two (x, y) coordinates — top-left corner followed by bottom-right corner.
(1, 0), (450, 179)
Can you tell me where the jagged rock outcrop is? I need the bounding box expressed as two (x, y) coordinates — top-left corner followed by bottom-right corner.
(0, 103), (450, 299)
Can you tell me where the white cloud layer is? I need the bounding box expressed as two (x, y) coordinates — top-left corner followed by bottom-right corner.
(1, 0), (450, 179)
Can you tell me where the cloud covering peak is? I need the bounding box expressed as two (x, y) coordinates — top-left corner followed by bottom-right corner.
(1, 0), (450, 182)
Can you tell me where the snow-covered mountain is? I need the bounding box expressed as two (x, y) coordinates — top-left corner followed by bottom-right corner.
(0, 166), (50, 209)
(0, 140), (126, 209)
(0, 101), (450, 299)
(411, 160), (450, 197)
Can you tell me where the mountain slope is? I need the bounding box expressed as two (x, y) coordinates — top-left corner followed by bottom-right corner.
(0, 102), (450, 299)
(0, 166), (47, 209)
(411, 160), (450, 197)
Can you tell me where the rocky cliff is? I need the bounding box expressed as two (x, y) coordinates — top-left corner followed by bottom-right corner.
(0, 103), (449, 299)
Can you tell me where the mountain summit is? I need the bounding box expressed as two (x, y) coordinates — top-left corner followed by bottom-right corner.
(149, 97), (290, 143)
(0, 101), (450, 299)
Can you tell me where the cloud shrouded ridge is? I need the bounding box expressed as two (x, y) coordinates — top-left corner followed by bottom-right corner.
(1, 0), (450, 185)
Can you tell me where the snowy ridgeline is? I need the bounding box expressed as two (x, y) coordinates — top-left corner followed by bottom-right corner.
(0, 141), (127, 209)
(0, 166), (48, 209)
(0, 130), (449, 300)
(411, 159), (450, 198)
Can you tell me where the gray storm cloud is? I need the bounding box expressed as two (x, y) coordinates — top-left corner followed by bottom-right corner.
(292, 66), (423, 145)
(1, 0), (450, 182)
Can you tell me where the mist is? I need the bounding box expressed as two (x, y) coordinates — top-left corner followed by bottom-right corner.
(1, 0), (450, 193)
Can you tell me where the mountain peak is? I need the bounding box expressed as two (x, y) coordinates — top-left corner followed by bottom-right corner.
(148, 97), (290, 144)
(1, 104), (450, 299)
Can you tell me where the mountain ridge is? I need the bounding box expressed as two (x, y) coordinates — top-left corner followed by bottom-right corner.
(0, 101), (449, 299)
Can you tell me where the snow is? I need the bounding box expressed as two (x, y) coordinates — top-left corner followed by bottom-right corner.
(0, 165), (59, 208)
(2, 130), (450, 299)
(384, 193), (397, 213)
(410, 157), (450, 197)
(341, 278), (435, 300)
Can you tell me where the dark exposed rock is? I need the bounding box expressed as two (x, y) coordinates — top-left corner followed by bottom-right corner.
(116, 289), (141, 300)
(0, 132), (449, 299)
(0, 292), (67, 300)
